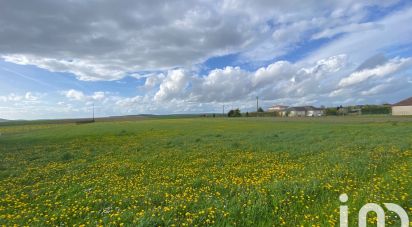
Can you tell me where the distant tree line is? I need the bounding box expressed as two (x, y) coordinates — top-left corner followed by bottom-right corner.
(227, 108), (279, 117)
(212, 104), (391, 118)
(361, 105), (391, 115)
(325, 105), (391, 116)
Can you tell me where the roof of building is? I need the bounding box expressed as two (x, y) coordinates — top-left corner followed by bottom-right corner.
(285, 106), (323, 111)
(392, 97), (412, 106)
(287, 106), (307, 111)
(270, 105), (289, 108)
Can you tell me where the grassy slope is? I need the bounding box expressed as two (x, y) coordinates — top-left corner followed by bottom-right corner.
(0, 117), (411, 226)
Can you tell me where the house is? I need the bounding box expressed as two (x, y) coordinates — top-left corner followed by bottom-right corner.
(286, 107), (307, 117)
(281, 106), (324, 117)
(392, 97), (412, 115)
(306, 106), (324, 117)
(268, 105), (288, 112)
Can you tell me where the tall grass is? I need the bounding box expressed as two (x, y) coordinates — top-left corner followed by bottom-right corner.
(0, 117), (411, 226)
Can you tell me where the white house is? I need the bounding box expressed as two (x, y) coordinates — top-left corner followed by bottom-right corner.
(287, 107), (307, 117)
(392, 97), (412, 115)
(306, 107), (324, 117)
(281, 106), (324, 117)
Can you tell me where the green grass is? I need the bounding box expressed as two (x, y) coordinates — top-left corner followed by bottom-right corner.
(0, 117), (411, 226)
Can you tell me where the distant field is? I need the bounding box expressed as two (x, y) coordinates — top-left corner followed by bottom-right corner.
(0, 117), (411, 226)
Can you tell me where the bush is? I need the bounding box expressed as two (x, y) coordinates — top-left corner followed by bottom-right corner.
(361, 105), (391, 115)
(325, 108), (338, 116)
(228, 109), (241, 117)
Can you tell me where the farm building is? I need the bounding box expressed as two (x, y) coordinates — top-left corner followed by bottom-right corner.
(281, 106), (324, 117)
(392, 97), (412, 115)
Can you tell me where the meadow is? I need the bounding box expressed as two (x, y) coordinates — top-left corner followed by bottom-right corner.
(0, 116), (411, 226)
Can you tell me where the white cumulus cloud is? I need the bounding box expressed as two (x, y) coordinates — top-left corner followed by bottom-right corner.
(339, 57), (412, 87)
(154, 69), (190, 101)
(62, 89), (107, 102)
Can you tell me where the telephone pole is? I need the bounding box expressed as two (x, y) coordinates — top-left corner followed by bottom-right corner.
(256, 96), (259, 117)
(222, 105), (225, 117)
(92, 103), (95, 122)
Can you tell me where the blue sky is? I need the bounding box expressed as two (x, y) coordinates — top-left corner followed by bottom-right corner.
(0, 0), (412, 119)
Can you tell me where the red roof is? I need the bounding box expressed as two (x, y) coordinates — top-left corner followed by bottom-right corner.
(392, 97), (412, 106)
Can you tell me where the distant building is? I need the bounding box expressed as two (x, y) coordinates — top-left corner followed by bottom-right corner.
(348, 106), (362, 115)
(392, 97), (412, 115)
(306, 106), (324, 117)
(281, 106), (324, 117)
(285, 107), (306, 117)
(268, 105), (289, 112)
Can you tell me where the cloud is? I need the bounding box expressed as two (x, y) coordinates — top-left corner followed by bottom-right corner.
(190, 66), (251, 102)
(238, 1), (404, 63)
(356, 54), (388, 71)
(49, 54), (351, 116)
(0, 93), (23, 102)
(0, 92), (41, 102)
(186, 54), (349, 103)
(305, 6), (412, 65)
(24, 92), (39, 101)
(154, 69), (190, 101)
(2, 55), (125, 81)
(64, 89), (86, 101)
(92, 91), (106, 101)
(62, 89), (106, 102)
(144, 74), (165, 89)
(338, 57), (412, 87)
(115, 96), (143, 108)
(2, 1), (412, 120)
(253, 61), (295, 87)
(360, 84), (391, 96)
(0, 0), (259, 80)
(311, 22), (380, 40)
(0, 0), (405, 80)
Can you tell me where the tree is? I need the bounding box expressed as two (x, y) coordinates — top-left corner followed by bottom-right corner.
(228, 109), (241, 117)
(325, 108), (338, 116)
(361, 105), (391, 115)
(257, 107), (264, 112)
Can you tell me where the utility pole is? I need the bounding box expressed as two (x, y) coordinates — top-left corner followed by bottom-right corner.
(256, 96), (259, 117)
(92, 103), (95, 122)
(222, 105), (225, 117)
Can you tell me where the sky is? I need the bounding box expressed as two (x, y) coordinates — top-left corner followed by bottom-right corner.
(1, 0), (412, 120)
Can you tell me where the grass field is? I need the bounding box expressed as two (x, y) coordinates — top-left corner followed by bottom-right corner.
(0, 117), (411, 226)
